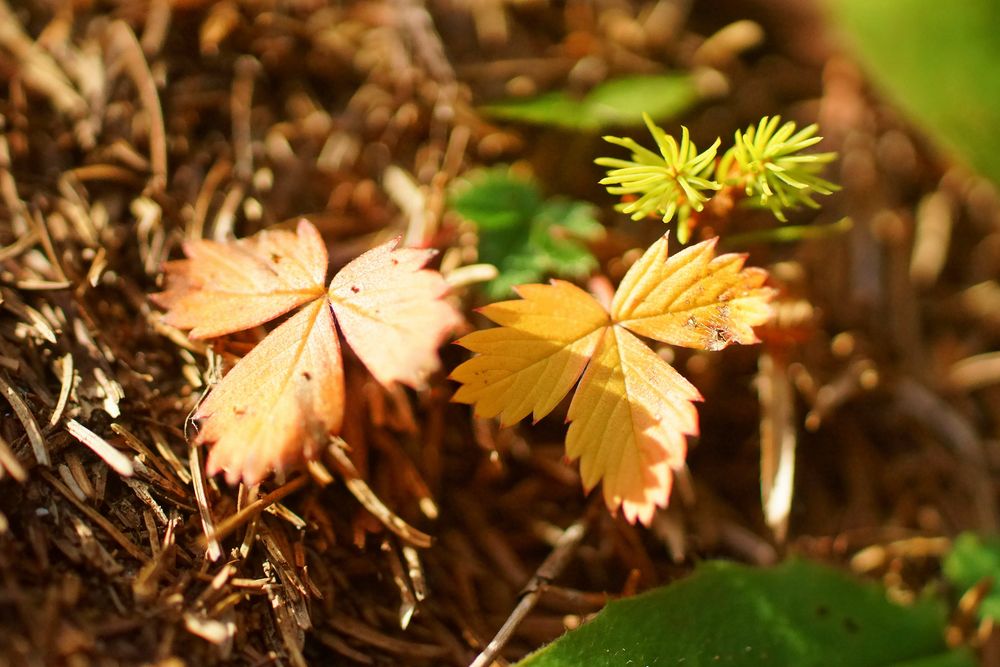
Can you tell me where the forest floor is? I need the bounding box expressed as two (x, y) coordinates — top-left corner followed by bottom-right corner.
(1, 0), (999, 665)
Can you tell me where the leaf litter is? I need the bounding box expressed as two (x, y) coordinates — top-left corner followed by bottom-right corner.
(0, 1), (998, 665)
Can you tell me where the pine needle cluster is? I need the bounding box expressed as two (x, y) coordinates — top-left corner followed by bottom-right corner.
(597, 114), (838, 242)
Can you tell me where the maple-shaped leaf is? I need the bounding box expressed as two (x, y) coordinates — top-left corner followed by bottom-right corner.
(153, 220), (460, 485)
(451, 235), (774, 524)
(154, 221), (328, 339)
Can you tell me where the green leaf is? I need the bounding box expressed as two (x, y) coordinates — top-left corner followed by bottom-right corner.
(451, 168), (603, 299)
(943, 532), (1000, 622)
(832, 0), (1000, 185)
(516, 559), (975, 667)
(448, 170), (541, 230)
(481, 74), (698, 132)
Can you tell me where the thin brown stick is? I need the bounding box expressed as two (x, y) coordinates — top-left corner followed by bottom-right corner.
(190, 158), (231, 241)
(104, 21), (167, 193)
(201, 474), (309, 546)
(231, 55), (258, 182)
(469, 510), (595, 667)
(327, 438), (433, 549)
(29, 209), (69, 283)
(892, 377), (999, 533)
(40, 468), (150, 563)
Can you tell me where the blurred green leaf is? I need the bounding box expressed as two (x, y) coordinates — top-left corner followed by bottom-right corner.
(481, 74), (698, 132)
(832, 0), (1000, 184)
(943, 532), (1000, 622)
(517, 559), (974, 667)
(451, 168), (603, 298)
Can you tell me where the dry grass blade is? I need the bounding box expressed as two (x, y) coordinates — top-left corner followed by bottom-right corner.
(190, 444), (224, 561)
(0, 371), (49, 466)
(111, 423), (188, 496)
(382, 537), (418, 629)
(65, 418), (134, 477)
(0, 1), (87, 118)
(758, 351), (797, 542)
(948, 352), (1000, 392)
(327, 438), (433, 549)
(204, 475), (309, 545)
(0, 432), (27, 482)
(0, 231), (40, 262)
(47, 353), (73, 427)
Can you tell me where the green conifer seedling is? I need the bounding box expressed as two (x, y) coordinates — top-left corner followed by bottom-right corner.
(597, 114), (838, 242)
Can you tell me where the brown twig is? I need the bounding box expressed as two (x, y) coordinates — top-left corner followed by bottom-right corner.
(327, 438), (433, 549)
(201, 474), (309, 546)
(469, 509), (595, 667)
(40, 468), (150, 563)
(104, 21), (167, 193)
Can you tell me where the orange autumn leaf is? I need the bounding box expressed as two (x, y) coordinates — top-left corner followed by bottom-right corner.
(154, 221), (328, 339)
(152, 220), (460, 485)
(450, 235), (774, 524)
(194, 298), (343, 484)
(328, 242), (460, 388)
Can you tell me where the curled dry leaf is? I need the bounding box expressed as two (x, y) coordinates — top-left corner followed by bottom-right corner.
(451, 235), (775, 524)
(152, 220), (460, 485)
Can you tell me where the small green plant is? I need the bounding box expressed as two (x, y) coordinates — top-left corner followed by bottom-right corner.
(450, 166), (604, 298)
(481, 74), (698, 132)
(944, 532), (1000, 623)
(597, 114), (838, 242)
(517, 559), (974, 667)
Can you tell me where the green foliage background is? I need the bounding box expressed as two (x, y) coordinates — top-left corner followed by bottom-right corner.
(833, 0), (1000, 185)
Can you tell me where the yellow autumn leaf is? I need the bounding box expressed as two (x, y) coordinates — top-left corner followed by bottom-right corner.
(451, 281), (608, 425)
(566, 326), (700, 525)
(613, 236), (772, 350)
(451, 234), (775, 524)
